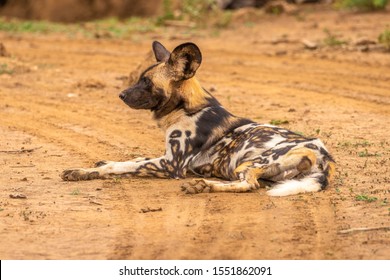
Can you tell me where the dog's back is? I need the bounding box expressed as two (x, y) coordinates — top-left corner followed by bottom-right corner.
(188, 120), (335, 196)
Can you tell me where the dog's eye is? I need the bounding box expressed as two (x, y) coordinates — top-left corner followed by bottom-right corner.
(140, 76), (151, 86)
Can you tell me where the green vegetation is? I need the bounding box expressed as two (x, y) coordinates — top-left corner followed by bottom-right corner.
(0, 63), (13, 75)
(355, 194), (378, 202)
(335, 0), (388, 10)
(378, 27), (390, 51)
(355, 140), (372, 147)
(159, 0), (175, 23)
(112, 177), (122, 184)
(267, 6), (284, 15)
(323, 28), (347, 47)
(182, 0), (215, 22)
(91, 17), (156, 37)
(338, 140), (372, 148)
(0, 19), (63, 33)
(358, 149), (381, 157)
(157, 0), (232, 28)
(70, 188), (80, 195)
(0, 16), (156, 38)
(269, 119), (289, 126)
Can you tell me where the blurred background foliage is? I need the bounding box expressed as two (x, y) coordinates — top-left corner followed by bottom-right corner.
(0, 0), (388, 39)
(0, 1), (388, 23)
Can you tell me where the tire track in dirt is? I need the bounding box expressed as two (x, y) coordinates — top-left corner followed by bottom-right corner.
(0, 127), (121, 259)
(203, 53), (390, 109)
(107, 189), (340, 259)
(289, 195), (340, 259)
(1, 94), (164, 162)
(109, 189), (210, 259)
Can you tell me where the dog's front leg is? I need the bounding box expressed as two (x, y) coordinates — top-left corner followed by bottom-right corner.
(61, 141), (192, 181)
(61, 127), (194, 181)
(61, 157), (173, 181)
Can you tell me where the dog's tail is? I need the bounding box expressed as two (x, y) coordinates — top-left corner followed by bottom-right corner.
(266, 160), (335, 197)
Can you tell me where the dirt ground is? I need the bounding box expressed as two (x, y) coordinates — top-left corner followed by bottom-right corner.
(0, 8), (389, 260)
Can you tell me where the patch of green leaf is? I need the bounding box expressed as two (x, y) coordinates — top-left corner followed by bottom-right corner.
(70, 188), (80, 196)
(267, 6), (284, 15)
(355, 194), (378, 202)
(323, 28), (347, 47)
(112, 177), (122, 184)
(335, 0), (388, 10)
(356, 140), (372, 147)
(338, 140), (372, 148)
(378, 27), (390, 51)
(270, 119), (289, 126)
(0, 63), (13, 75)
(358, 149), (381, 157)
(0, 19), (67, 33)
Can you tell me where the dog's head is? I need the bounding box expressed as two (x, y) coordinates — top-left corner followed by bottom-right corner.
(119, 41), (202, 113)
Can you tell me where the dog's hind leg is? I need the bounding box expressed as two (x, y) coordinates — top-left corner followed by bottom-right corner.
(182, 162), (268, 194)
(181, 179), (255, 194)
(265, 147), (334, 196)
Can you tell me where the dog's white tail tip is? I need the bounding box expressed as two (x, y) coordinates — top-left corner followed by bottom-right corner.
(266, 177), (322, 197)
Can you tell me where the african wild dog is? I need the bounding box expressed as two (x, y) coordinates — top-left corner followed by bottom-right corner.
(61, 41), (335, 196)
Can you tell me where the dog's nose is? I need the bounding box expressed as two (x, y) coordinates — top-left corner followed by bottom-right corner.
(119, 91), (126, 100)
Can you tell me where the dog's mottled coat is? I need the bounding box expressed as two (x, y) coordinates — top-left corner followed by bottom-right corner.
(61, 41), (335, 196)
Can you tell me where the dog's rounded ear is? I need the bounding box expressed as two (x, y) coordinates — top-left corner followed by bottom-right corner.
(168, 42), (202, 81)
(152, 41), (170, 62)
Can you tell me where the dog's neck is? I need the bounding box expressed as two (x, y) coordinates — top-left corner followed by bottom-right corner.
(179, 78), (215, 113)
(153, 77), (219, 128)
(154, 76), (254, 150)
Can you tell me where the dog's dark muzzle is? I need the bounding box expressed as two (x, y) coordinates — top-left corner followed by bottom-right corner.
(119, 88), (160, 110)
(119, 90), (126, 101)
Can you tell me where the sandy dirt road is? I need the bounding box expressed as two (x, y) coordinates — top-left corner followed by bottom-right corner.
(0, 9), (389, 259)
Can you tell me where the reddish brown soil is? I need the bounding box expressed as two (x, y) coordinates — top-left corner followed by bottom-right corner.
(0, 9), (389, 259)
